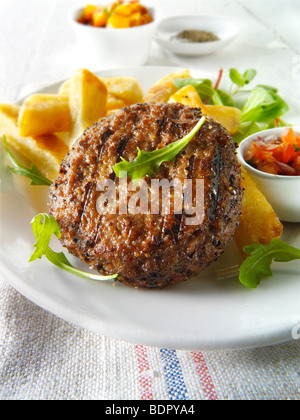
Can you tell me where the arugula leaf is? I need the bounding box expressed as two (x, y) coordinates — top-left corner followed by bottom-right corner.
(30, 213), (118, 281)
(239, 239), (300, 288)
(2, 135), (52, 186)
(113, 116), (206, 184)
(241, 86), (289, 123)
(29, 213), (61, 261)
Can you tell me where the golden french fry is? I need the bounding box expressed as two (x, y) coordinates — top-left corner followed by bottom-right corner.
(205, 105), (241, 136)
(0, 104), (20, 134)
(0, 103), (68, 181)
(18, 94), (70, 137)
(100, 77), (143, 106)
(68, 69), (107, 145)
(107, 93), (126, 112)
(60, 77), (138, 112)
(234, 167), (283, 257)
(143, 69), (191, 103)
(168, 85), (207, 112)
(58, 79), (71, 98)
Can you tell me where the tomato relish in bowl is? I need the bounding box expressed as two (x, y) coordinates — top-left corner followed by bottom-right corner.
(237, 127), (300, 222)
(245, 128), (300, 176)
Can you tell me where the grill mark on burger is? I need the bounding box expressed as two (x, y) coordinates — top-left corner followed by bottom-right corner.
(93, 113), (142, 247)
(186, 154), (197, 178)
(110, 111), (140, 177)
(94, 128), (135, 245)
(178, 154), (199, 239)
(75, 128), (113, 241)
(101, 127), (114, 143)
(75, 181), (93, 237)
(207, 147), (222, 221)
(157, 106), (187, 243)
(154, 106), (171, 246)
(116, 134), (131, 159)
(155, 105), (168, 146)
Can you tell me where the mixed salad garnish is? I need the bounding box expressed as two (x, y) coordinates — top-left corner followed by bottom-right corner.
(174, 67), (290, 144)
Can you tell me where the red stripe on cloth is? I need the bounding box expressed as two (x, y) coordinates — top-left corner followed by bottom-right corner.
(135, 345), (154, 400)
(191, 352), (218, 400)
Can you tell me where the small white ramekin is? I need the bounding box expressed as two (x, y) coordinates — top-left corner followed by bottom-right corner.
(69, 6), (157, 69)
(237, 127), (300, 223)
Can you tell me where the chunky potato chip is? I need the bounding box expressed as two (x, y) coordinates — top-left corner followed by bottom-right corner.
(205, 105), (241, 136)
(100, 77), (143, 106)
(58, 79), (71, 98)
(234, 167), (283, 257)
(0, 103), (68, 181)
(0, 104), (20, 134)
(68, 69), (107, 145)
(18, 94), (70, 137)
(106, 93), (126, 112)
(143, 69), (191, 103)
(168, 85), (207, 111)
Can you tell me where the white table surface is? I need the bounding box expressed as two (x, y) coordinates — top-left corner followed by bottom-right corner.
(0, 0), (299, 401)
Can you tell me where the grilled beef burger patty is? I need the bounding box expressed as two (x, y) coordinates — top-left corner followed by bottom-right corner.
(48, 102), (243, 288)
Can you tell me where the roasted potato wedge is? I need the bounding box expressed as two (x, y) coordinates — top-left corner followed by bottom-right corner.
(234, 167), (283, 257)
(143, 69), (191, 103)
(67, 69), (107, 145)
(205, 105), (241, 136)
(58, 78), (71, 98)
(0, 103), (68, 181)
(106, 93), (126, 112)
(100, 77), (143, 106)
(168, 85), (207, 112)
(60, 76), (138, 112)
(0, 104), (20, 135)
(18, 94), (70, 137)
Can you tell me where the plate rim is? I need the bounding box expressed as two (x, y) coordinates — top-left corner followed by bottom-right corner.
(1, 65), (300, 351)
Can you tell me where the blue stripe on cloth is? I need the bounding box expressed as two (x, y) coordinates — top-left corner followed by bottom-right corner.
(160, 349), (189, 400)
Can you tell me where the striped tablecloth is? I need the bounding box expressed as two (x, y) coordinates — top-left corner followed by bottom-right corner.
(1, 276), (299, 400)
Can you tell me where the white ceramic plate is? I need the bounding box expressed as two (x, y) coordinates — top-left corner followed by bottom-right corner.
(154, 16), (239, 57)
(1, 66), (300, 351)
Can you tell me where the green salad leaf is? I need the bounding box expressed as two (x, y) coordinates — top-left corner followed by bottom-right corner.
(30, 213), (118, 281)
(232, 121), (261, 144)
(229, 68), (257, 88)
(2, 135), (52, 186)
(113, 116), (206, 183)
(239, 239), (300, 288)
(241, 85), (289, 123)
(215, 89), (236, 107)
